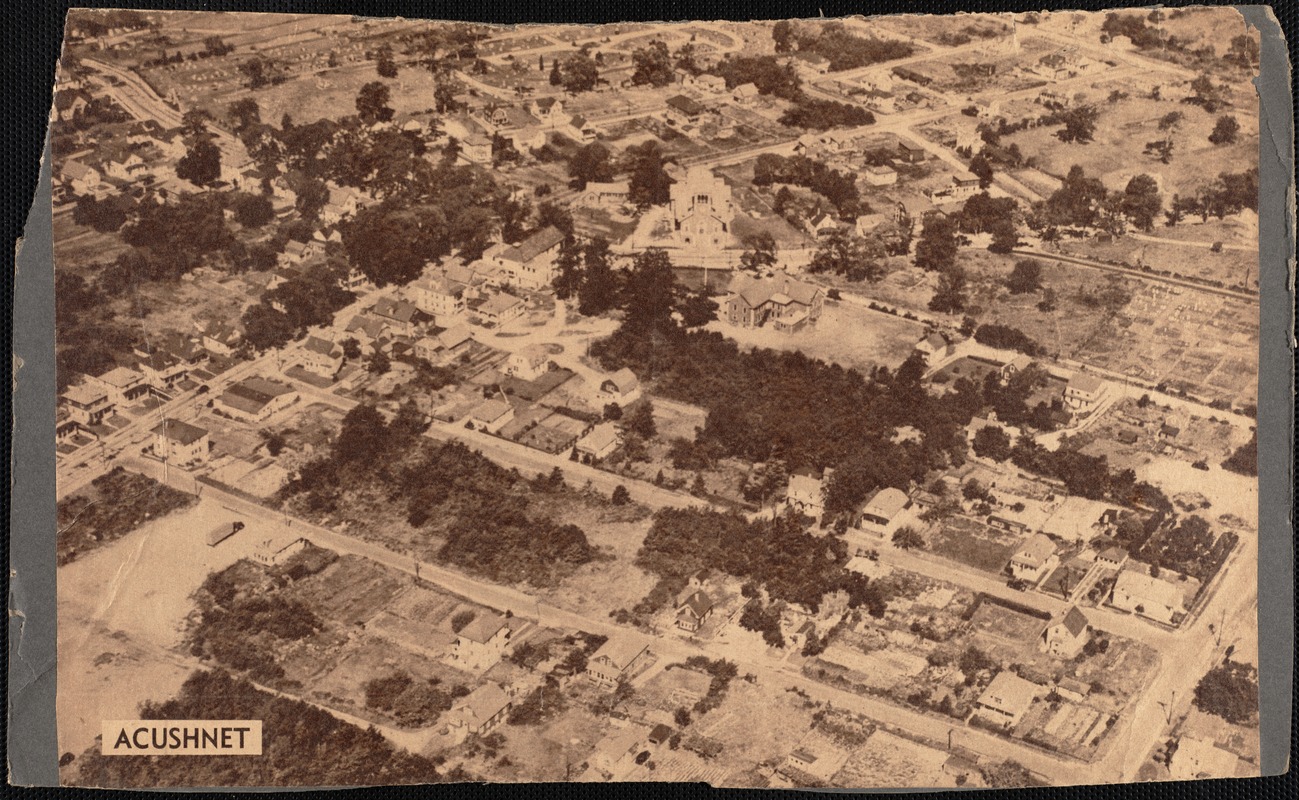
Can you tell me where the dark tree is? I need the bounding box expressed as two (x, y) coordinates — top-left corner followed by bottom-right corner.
(626, 142), (674, 208)
(969, 151), (994, 188)
(914, 214), (959, 272)
(578, 237), (620, 316)
(1208, 115), (1240, 145)
(552, 235), (584, 300)
(928, 265), (968, 313)
(375, 44), (399, 78)
(1006, 258), (1043, 294)
(621, 248), (678, 334)
(611, 485), (632, 505)
(568, 142), (614, 190)
(630, 41), (674, 87)
(739, 232), (777, 272)
(972, 425), (1013, 460)
(1192, 660), (1259, 725)
(356, 81), (395, 124)
(176, 136), (222, 187)
(1057, 105), (1101, 143)
(625, 401), (657, 440)
(231, 193), (275, 228)
(678, 290), (719, 328)
(1121, 174), (1162, 232)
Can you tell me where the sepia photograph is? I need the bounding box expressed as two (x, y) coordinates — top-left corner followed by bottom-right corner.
(47, 6), (1265, 789)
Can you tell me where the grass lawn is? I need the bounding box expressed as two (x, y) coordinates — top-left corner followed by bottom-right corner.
(927, 516), (1021, 576)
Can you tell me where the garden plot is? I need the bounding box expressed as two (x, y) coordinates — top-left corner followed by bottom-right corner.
(831, 729), (952, 789)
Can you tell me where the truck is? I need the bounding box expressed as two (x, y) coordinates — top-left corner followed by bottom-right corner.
(206, 520), (245, 547)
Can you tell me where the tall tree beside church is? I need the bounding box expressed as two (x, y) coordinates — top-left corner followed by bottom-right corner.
(552, 235), (583, 299)
(621, 248), (678, 334)
(626, 141), (674, 208)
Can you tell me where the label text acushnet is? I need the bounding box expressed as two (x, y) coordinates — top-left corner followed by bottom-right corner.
(102, 721), (263, 756)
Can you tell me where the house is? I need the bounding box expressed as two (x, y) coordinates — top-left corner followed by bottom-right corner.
(343, 314), (389, 347)
(320, 184), (365, 226)
(529, 96), (569, 128)
(862, 164), (898, 187)
(251, 534), (307, 567)
(567, 115), (597, 143)
(152, 419), (210, 466)
(505, 345), (551, 381)
(669, 166), (735, 248)
(853, 212), (889, 238)
(300, 336), (344, 379)
(1039, 606), (1089, 658)
(278, 239), (310, 267)
(585, 636), (649, 689)
(594, 368), (641, 406)
(484, 226), (565, 290)
(974, 671), (1042, 728)
(438, 325), (475, 354)
(647, 724), (673, 747)
(338, 265), (373, 293)
(1096, 546), (1128, 570)
(450, 612), (514, 672)
(1116, 429), (1139, 445)
(665, 94), (707, 127)
(805, 209), (839, 237)
(862, 88), (897, 114)
(578, 180), (630, 209)
(57, 158), (102, 197)
(54, 90), (89, 122)
(447, 683), (514, 740)
(675, 590), (714, 632)
(892, 66), (934, 87)
(785, 472), (826, 521)
(460, 133), (493, 165)
(858, 487), (910, 530)
(370, 297), (426, 337)
(467, 398), (516, 434)
(413, 336), (443, 362)
(1158, 422), (1181, 441)
(1170, 736), (1242, 781)
(1053, 676), (1090, 703)
(1001, 353), (1034, 382)
(947, 170), (983, 202)
(477, 291), (525, 327)
(101, 149), (147, 183)
(896, 195), (936, 229)
(792, 51), (832, 77)
(574, 422), (620, 462)
(966, 413), (1020, 447)
(692, 73), (727, 93)
(216, 377), (299, 423)
(1009, 534), (1059, 583)
(199, 320), (242, 356)
(914, 332), (952, 360)
(722, 271), (824, 333)
(732, 82), (760, 104)
(408, 274), (468, 320)
(61, 383), (113, 426)
(135, 350), (188, 391)
(88, 366), (149, 408)
(897, 141), (928, 163)
(1064, 373), (1106, 410)
(1110, 568), (1187, 625)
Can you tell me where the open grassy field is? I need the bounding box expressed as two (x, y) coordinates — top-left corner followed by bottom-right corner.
(1004, 90), (1258, 201)
(705, 297), (926, 376)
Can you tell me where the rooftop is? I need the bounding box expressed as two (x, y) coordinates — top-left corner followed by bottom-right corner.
(494, 226), (565, 265)
(152, 418), (208, 445)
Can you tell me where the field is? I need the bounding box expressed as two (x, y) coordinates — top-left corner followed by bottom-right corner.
(704, 298), (927, 375)
(833, 729), (956, 788)
(927, 516), (1023, 576)
(1002, 90), (1258, 202)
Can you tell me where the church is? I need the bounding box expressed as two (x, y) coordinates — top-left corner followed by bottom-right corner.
(669, 166), (735, 249)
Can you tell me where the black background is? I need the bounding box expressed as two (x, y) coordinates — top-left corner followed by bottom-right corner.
(4, 1), (1295, 799)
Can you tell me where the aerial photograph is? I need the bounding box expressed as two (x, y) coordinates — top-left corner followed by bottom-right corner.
(50, 7), (1261, 789)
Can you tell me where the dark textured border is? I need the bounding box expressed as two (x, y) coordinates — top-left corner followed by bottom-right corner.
(7, 1), (1295, 796)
